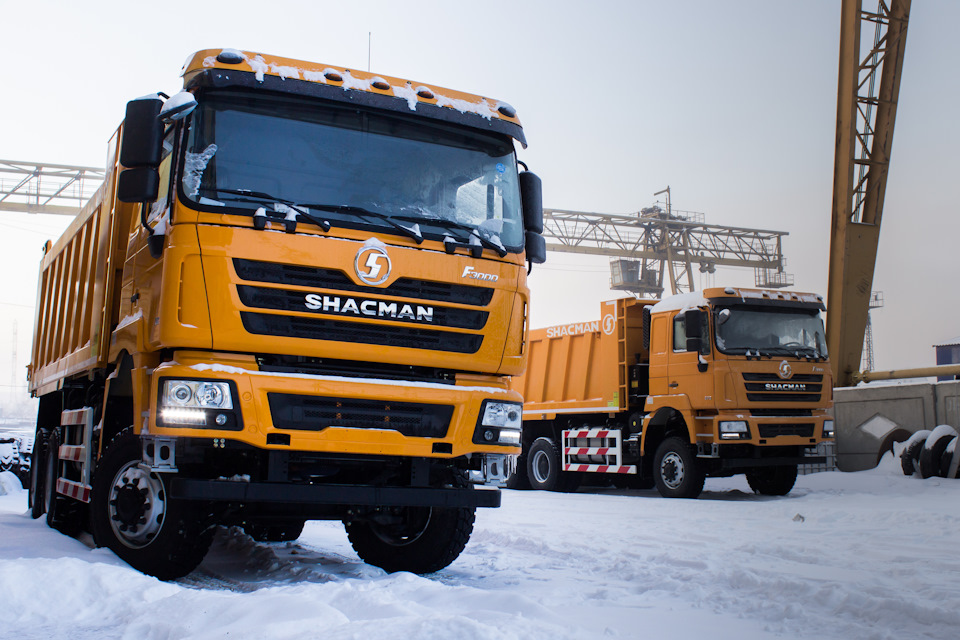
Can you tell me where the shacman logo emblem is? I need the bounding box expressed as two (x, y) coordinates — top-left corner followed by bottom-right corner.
(602, 314), (616, 335)
(355, 246), (391, 285)
(778, 360), (793, 379)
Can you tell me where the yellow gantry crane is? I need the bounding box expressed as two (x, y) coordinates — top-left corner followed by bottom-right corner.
(826, 0), (910, 387)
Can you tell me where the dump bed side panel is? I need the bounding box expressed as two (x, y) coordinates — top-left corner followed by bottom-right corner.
(514, 303), (620, 415)
(29, 135), (124, 394)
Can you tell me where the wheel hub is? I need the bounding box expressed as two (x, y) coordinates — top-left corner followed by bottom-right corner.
(660, 452), (685, 489)
(368, 506), (432, 547)
(108, 461), (166, 549)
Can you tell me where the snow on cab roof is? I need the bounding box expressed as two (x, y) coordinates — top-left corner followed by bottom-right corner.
(650, 287), (825, 313)
(180, 48), (522, 127)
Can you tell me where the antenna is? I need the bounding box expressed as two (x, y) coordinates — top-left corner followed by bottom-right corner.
(368, 32), (372, 72)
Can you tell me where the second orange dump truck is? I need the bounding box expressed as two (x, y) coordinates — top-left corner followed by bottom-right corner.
(510, 288), (834, 498)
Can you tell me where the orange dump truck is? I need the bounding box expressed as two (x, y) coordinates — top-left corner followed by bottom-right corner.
(27, 48), (545, 579)
(510, 288), (834, 498)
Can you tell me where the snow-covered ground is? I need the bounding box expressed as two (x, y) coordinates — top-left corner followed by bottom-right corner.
(1, 451), (958, 640)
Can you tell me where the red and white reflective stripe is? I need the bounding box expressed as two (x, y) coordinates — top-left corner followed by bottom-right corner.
(60, 408), (92, 426)
(564, 463), (637, 474)
(58, 445), (86, 462)
(564, 447), (613, 456)
(56, 478), (91, 503)
(567, 429), (612, 439)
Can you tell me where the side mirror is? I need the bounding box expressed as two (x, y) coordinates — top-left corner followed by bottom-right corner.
(117, 97), (164, 204)
(519, 171), (543, 233)
(160, 91), (198, 123)
(525, 231), (546, 265)
(117, 167), (160, 203)
(120, 97), (164, 169)
(684, 309), (704, 353)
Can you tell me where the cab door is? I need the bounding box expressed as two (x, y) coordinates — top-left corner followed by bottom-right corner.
(665, 309), (714, 410)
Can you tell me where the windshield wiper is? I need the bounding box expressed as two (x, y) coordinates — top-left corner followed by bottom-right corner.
(203, 188), (331, 232)
(391, 214), (507, 258)
(301, 204), (423, 244)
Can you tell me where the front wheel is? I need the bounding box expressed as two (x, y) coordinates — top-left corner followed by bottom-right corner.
(746, 465), (798, 496)
(91, 430), (213, 580)
(527, 437), (581, 492)
(344, 472), (475, 574)
(653, 437), (704, 499)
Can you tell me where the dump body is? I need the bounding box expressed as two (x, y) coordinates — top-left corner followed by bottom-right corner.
(28, 48), (543, 578)
(511, 289), (834, 498)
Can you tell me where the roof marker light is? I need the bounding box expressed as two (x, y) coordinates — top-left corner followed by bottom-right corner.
(416, 86), (434, 99)
(217, 49), (245, 64)
(497, 103), (517, 118)
(324, 69), (343, 82)
(371, 77), (390, 91)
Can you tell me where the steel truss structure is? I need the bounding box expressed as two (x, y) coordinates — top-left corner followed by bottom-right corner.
(0, 160), (105, 216)
(542, 195), (791, 298)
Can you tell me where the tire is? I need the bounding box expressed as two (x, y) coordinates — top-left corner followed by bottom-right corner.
(504, 452), (530, 490)
(653, 437), (704, 499)
(244, 519), (305, 542)
(29, 429), (48, 519)
(877, 429), (911, 467)
(900, 430), (930, 476)
(746, 465), (798, 496)
(937, 437), (958, 479)
(344, 471), (475, 574)
(91, 430), (214, 581)
(526, 437), (581, 492)
(919, 427), (958, 480)
(44, 431), (82, 536)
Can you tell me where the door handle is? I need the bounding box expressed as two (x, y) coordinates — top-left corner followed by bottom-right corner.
(668, 382), (679, 388)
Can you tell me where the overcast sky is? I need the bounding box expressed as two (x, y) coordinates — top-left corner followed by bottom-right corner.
(1, 0), (958, 407)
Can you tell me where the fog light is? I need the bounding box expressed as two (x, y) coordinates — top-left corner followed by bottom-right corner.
(215, 414), (228, 426)
(484, 429), (495, 441)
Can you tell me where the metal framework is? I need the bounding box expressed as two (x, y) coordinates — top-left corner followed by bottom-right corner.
(861, 291), (884, 372)
(826, 0), (910, 386)
(543, 188), (791, 298)
(0, 160), (105, 216)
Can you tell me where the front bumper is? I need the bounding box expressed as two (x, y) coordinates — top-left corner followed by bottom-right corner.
(171, 477), (501, 509)
(695, 412), (834, 448)
(146, 353), (523, 460)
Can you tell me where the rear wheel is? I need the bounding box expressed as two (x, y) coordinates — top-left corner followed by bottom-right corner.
(653, 437), (704, 499)
(91, 430), (213, 580)
(746, 465), (798, 496)
(44, 430), (82, 536)
(29, 429), (48, 519)
(344, 471), (475, 574)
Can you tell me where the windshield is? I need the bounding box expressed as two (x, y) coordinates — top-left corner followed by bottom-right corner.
(180, 89), (523, 248)
(714, 306), (827, 358)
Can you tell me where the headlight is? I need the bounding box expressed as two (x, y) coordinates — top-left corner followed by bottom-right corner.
(162, 380), (233, 409)
(822, 420), (835, 439)
(474, 401), (523, 446)
(719, 420), (750, 440)
(158, 379), (240, 429)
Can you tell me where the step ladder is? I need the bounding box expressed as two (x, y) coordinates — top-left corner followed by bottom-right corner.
(56, 408), (94, 503)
